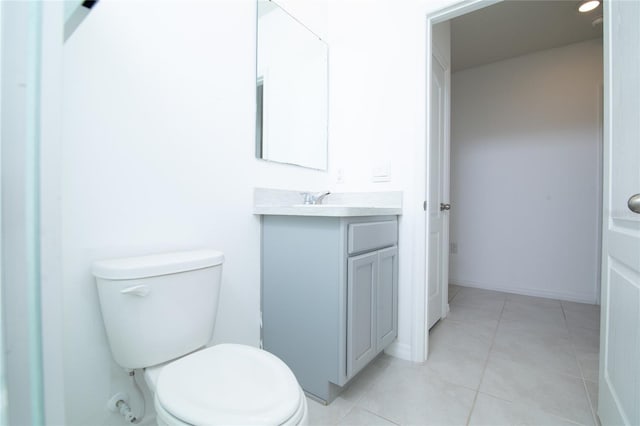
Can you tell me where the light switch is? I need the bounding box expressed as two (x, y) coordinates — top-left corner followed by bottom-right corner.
(372, 163), (391, 182)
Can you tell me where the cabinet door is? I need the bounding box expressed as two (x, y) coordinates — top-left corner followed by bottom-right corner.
(376, 246), (398, 350)
(347, 251), (377, 379)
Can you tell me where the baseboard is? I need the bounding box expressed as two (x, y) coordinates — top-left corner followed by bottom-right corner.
(384, 341), (411, 361)
(449, 278), (598, 304)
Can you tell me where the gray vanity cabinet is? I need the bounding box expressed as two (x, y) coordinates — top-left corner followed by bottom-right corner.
(261, 215), (398, 403)
(347, 251), (377, 377)
(347, 246), (398, 378)
(376, 246), (399, 350)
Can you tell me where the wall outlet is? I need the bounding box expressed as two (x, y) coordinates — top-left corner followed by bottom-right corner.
(336, 168), (345, 184)
(450, 242), (458, 254)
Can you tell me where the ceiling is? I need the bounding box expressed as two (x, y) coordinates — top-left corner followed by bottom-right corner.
(450, 0), (603, 72)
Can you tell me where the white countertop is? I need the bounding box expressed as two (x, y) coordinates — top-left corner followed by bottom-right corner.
(253, 204), (402, 217)
(253, 188), (403, 217)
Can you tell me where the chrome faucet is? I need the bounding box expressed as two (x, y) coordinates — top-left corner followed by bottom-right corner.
(301, 191), (331, 205)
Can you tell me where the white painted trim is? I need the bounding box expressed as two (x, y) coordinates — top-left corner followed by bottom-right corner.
(384, 341), (412, 361)
(410, 206), (426, 363)
(1, 3), (46, 423)
(0, 3), (5, 424)
(597, 2), (614, 422)
(440, 53), (451, 326)
(416, 0), (503, 364)
(450, 278), (598, 304)
(595, 82), (604, 306)
(39, 2), (66, 425)
(430, 0), (502, 24)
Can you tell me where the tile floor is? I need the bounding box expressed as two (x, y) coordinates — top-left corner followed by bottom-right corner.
(306, 285), (601, 426)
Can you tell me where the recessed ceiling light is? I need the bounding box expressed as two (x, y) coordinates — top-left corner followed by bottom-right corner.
(579, 0), (600, 13)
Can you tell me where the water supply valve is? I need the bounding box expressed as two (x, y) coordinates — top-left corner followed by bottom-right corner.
(107, 392), (137, 423)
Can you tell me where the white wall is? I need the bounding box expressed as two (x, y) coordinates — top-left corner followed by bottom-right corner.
(59, 0), (487, 422)
(61, 1), (331, 424)
(1, 3), (39, 423)
(449, 39), (603, 303)
(326, 0), (458, 361)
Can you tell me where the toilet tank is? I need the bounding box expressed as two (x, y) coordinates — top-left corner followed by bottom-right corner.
(92, 250), (224, 370)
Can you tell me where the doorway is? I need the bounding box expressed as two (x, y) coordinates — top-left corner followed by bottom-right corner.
(424, 0), (604, 355)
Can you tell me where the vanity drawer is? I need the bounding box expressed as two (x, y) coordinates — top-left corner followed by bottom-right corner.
(348, 220), (397, 255)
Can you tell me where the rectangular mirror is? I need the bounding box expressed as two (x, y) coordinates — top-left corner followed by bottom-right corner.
(256, 0), (329, 170)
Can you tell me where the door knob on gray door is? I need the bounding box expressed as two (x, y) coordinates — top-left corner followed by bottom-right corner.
(628, 193), (640, 214)
(440, 203), (451, 211)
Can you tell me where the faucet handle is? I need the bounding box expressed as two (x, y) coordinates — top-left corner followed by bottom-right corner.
(299, 191), (331, 205)
(300, 192), (314, 205)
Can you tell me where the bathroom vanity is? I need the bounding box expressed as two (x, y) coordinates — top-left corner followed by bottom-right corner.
(258, 198), (400, 403)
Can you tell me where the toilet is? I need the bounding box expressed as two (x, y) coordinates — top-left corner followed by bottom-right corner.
(92, 249), (308, 425)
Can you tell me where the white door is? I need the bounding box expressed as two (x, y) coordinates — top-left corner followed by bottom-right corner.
(598, 1), (640, 425)
(427, 54), (449, 330)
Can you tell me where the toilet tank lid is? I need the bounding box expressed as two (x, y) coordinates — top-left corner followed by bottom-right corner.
(92, 250), (224, 280)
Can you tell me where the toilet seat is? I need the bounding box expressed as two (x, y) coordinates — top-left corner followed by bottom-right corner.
(154, 386), (308, 426)
(155, 344), (305, 425)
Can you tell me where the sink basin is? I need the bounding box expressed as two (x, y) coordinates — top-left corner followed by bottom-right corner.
(292, 204), (344, 208)
(253, 188), (403, 217)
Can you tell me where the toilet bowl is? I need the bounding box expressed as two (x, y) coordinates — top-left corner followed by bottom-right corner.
(93, 250), (307, 425)
(145, 344), (308, 426)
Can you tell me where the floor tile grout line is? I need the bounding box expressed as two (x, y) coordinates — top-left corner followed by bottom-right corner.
(461, 286), (599, 426)
(561, 300), (569, 323)
(562, 298), (598, 426)
(472, 390), (588, 426)
(465, 295), (506, 426)
(486, 303), (585, 380)
(485, 351), (587, 381)
(562, 298), (588, 381)
(568, 323), (602, 334)
(505, 290), (597, 425)
(343, 360), (394, 422)
(360, 407), (401, 425)
(308, 286), (599, 426)
(581, 377), (600, 426)
(334, 404), (356, 425)
(465, 291), (593, 426)
(465, 391), (480, 426)
(565, 299), (602, 426)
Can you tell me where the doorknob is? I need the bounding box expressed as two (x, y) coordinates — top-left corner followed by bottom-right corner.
(440, 203), (451, 211)
(629, 193), (640, 214)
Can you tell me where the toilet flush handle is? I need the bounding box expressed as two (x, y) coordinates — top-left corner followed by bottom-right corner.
(120, 285), (150, 297)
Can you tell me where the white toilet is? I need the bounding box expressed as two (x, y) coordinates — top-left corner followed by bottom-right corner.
(92, 249), (308, 425)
